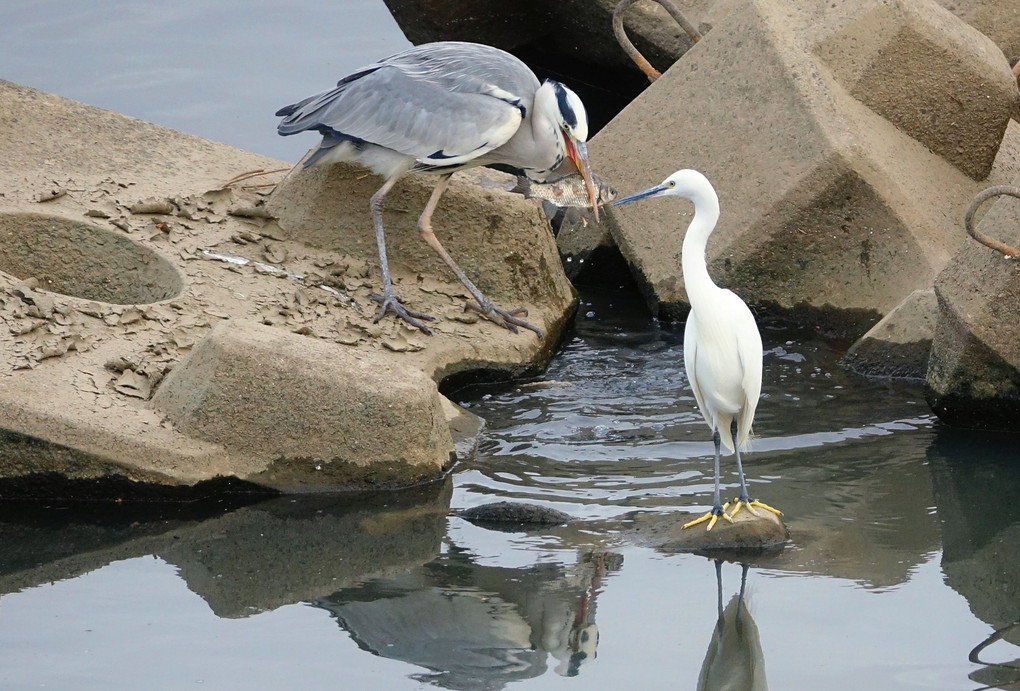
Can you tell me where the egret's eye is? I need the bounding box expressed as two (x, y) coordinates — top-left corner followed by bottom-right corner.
(667, 180), (676, 188)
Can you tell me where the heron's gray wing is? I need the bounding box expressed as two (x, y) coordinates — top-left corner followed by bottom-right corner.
(279, 53), (536, 167)
(379, 41), (540, 103)
(277, 43), (538, 166)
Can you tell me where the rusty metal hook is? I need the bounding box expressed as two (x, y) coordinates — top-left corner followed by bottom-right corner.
(968, 617), (1020, 691)
(964, 185), (1020, 259)
(613, 0), (703, 82)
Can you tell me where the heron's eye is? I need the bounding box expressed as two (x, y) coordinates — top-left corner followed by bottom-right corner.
(562, 121), (571, 132)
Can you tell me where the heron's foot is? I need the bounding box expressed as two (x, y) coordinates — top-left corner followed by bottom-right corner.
(682, 505), (733, 532)
(369, 292), (435, 335)
(728, 498), (783, 520)
(464, 301), (545, 338)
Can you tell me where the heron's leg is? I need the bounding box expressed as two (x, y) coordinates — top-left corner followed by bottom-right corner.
(417, 174), (545, 338)
(727, 418), (783, 519)
(683, 427), (733, 531)
(368, 176), (435, 334)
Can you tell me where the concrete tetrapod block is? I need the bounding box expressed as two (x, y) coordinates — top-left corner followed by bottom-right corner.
(0, 80), (575, 497)
(151, 321), (455, 491)
(266, 161), (575, 329)
(381, 0), (704, 74)
(936, 0), (1020, 64)
(815, 0), (1017, 180)
(841, 288), (938, 379)
(927, 183), (1020, 429)
(593, 0), (1020, 337)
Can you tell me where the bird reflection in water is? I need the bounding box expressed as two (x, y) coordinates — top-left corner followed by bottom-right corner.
(312, 546), (616, 688)
(697, 560), (768, 691)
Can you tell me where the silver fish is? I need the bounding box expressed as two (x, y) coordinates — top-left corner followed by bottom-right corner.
(510, 173), (617, 208)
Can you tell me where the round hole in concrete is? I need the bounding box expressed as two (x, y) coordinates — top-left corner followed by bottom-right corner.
(0, 212), (183, 304)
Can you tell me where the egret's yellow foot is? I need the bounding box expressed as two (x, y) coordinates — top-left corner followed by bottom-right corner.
(728, 499), (783, 519)
(683, 508), (734, 531)
(750, 500), (783, 516)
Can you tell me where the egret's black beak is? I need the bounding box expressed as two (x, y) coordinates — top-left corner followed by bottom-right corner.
(613, 184), (667, 207)
(565, 138), (600, 222)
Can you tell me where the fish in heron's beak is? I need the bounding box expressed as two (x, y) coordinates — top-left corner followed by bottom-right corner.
(510, 173), (616, 207)
(612, 183), (669, 207)
(563, 136), (600, 222)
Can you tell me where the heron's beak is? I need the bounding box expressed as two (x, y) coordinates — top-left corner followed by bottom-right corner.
(565, 137), (600, 222)
(612, 184), (667, 207)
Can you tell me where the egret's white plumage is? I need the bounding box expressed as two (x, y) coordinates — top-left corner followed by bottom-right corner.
(276, 41), (599, 336)
(614, 169), (780, 529)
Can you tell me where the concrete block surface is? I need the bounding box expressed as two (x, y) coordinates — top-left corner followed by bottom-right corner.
(841, 288), (937, 379)
(592, 0), (1020, 336)
(927, 182), (1020, 429)
(0, 79), (576, 496)
(152, 321), (454, 491)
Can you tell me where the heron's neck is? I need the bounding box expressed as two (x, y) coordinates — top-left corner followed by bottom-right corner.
(524, 108), (564, 173)
(680, 190), (721, 309)
(497, 83), (564, 176)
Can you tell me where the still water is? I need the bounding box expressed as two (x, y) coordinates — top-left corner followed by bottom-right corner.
(2, 2), (1020, 689)
(0, 287), (1018, 690)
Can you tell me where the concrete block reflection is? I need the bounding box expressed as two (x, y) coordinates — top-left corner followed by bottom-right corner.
(0, 478), (452, 617)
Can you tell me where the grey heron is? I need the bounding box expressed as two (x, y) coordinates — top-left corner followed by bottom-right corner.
(613, 170), (782, 530)
(276, 41), (600, 336)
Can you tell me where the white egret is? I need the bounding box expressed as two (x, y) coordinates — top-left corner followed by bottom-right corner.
(697, 560), (767, 690)
(613, 169), (781, 530)
(276, 41), (601, 337)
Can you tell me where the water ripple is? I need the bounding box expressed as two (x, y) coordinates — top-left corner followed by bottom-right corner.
(452, 288), (933, 520)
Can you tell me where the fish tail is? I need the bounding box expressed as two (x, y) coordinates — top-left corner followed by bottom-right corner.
(509, 176), (531, 197)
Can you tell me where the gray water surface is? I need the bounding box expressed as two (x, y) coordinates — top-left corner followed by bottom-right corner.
(0, 0), (410, 162)
(1, 2), (1019, 689)
(1, 287), (1018, 690)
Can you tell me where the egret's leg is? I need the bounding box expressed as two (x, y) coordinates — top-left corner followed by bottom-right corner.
(417, 174), (545, 338)
(368, 176), (435, 334)
(712, 427), (723, 512)
(727, 418), (783, 519)
(735, 563), (750, 636)
(732, 418), (757, 514)
(683, 427), (733, 531)
(714, 559), (725, 622)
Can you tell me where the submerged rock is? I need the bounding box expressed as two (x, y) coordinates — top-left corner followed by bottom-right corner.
(626, 507), (789, 555)
(456, 501), (573, 528)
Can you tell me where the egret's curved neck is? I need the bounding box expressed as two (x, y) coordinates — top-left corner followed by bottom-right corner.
(680, 186), (721, 309)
